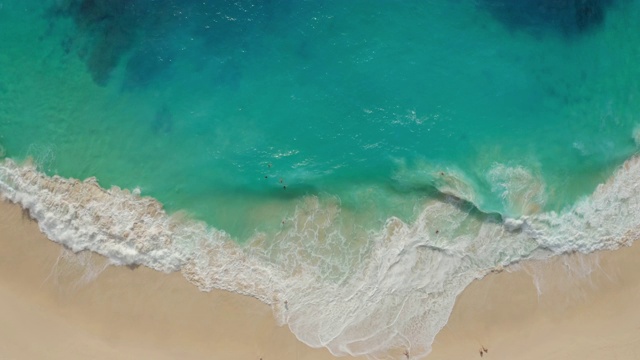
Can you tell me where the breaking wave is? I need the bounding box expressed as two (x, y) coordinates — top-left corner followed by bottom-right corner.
(1, 156), (639, 359)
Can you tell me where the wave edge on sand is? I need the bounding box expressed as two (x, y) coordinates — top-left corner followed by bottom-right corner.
(1, 156), (639, 358)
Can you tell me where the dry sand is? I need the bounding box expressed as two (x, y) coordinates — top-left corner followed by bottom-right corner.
(1, 197), (640, 360)
(0, 199), (355, 360)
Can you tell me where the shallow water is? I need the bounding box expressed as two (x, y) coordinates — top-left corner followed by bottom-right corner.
(1, 0), (639, 358)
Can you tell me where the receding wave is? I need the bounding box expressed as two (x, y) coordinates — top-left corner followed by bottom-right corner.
(1, 156), (639, 359)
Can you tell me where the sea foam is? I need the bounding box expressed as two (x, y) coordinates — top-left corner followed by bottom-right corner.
(1, 156), (639, 359)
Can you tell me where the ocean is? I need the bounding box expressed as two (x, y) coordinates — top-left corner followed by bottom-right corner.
(1, 0), (639, 358)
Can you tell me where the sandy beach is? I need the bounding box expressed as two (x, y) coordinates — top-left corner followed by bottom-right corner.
(2, 196), (640, 360)
(429, 242), (640, 359)
(0, 199), (354, 360)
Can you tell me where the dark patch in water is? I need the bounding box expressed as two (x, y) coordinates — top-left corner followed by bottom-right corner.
(479, 0), (615, 37)
(122, 45), (175, 90)
(52, 0), (139, 85)
(60, 36), (75, 55)
(49, 0), (288, 88)
(87, 25), (135, 85)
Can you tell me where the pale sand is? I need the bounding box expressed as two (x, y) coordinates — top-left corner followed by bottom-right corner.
(2, 196), (640, 360)
(0, 199), (356, 360)
(430, 244), (640, 359)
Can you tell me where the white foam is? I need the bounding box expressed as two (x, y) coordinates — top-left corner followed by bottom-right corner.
(633, 125), (640, 146)
(0, 160), (285, 303)
(2, 156), (640, 359)
(487, 163), (546, 215)
(391, 159), (481, 205)
(45, 249), (110, 292)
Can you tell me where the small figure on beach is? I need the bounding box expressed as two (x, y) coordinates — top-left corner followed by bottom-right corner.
(482, 346), (488, 354)
(403, 349), (410, 358)
(284, 300), (289, 310)
(479, 349), (483, 357)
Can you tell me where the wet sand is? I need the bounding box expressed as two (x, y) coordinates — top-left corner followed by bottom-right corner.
(2, 197), (640, 359)
(430, 240), (640, 359)
(0, 199), (354, 360)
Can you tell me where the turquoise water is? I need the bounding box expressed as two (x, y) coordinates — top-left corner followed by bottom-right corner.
(2, 1), (640, 357)
(2, 1), (639, 240)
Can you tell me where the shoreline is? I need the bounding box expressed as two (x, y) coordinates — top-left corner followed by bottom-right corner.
(2, 196), (640, 359)
(0, 199), (354, 360)
(429, 241), (640, 359)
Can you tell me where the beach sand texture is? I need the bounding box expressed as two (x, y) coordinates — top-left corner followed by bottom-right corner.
(2, 197), (640, 360)
(0, 199), (356, 360)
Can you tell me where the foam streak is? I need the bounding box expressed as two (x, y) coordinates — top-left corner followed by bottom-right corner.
(2, 157), (639, 359)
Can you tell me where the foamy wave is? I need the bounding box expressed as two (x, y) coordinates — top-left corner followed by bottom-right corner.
(0, 160), (285, 303)
(533, 158), (640, 254)
(1, 157), (640, 359)
(633, 125), (640, 146)
(391, 159), (481, 205)
(487, 163), (546, 215)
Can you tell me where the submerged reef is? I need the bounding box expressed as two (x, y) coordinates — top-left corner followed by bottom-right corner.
(49, 0), (283, 88)
(479, 0), (615, 36)
(52, 0), (139, 85)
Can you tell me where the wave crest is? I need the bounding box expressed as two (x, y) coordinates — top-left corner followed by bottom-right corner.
(2, 157), (640, 358)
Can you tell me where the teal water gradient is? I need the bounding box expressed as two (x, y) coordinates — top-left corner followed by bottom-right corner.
(1, 1), (639, 240)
